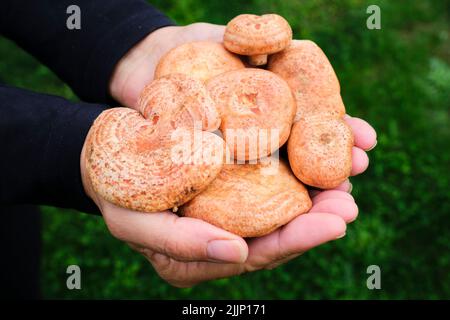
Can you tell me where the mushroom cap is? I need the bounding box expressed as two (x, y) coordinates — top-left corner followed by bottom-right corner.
(288, 117), (353, 189)
(139, 73), (221, 132)
(268, 40), (345, 121)
(180, 159), (312, 237)
(155, 41), (245, 83)
(206, 68), (296, 160)
(224, 14), (292, 56)
(85, 75), (225, 212)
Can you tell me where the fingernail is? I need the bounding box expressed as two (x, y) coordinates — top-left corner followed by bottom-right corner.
(367, 140), (377, 151)
(348, 182), (353, 194)
(336, 232), (346, 239)
(207, 240), (246, 263)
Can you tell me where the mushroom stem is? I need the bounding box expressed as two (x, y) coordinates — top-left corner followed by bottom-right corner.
(249, 54), (268, 66)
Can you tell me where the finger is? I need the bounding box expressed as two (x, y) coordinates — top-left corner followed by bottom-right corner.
(310, 198), (359, 223)
(187, 23), (226, 43)
(245, 213), (346, 271)
(308, 179), (352, 198)
(344, 116), (377, 150)
(351, 146), (369, 176)
(312, 190), (354, 205)
(329, 179), (352, 192)
(206, 24), (226, 42)
(146, 252), (245, 288)
(333, 179), (352, 192)
(263, 252), (302, 270)
(101, 201), (248, 263)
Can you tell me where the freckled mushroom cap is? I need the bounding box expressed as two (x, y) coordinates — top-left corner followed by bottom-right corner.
(206, 68), (296, 161)
(180, 159), (312, 237)
(155, 42), (245, 83)
(224, 14), (293, 56)
(268, 40), (345, 121)
(138, 73), (221, 132)
(288, 117), (353, 189)
(84, 74), (225, 212)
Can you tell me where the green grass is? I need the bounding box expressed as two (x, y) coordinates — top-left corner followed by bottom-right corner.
(1, 0), (449, 299)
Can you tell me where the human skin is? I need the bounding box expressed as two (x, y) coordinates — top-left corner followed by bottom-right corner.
(80, 23), (377, 287)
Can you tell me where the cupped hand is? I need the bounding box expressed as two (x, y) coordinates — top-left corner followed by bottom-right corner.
(98, 22), (377, 287)
(81, 114), (376, 288)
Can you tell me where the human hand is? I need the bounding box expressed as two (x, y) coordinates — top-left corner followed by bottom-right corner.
(103, 22), (377, 286)
(239, 115), (377, 271)
(80, 111), (376, 287)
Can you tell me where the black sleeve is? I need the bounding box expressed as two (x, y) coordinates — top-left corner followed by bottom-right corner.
(0, 84), (105, 214)
(0, 0), (175, 104)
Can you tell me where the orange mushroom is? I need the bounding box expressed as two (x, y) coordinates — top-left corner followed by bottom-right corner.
(84, 74), (225, 212)
(180, 159), (312, 237)
(206, 68), (296, 161)
(268, 40), (345, 121)
(154, 41), (245, 83)
(288, 117), (353, 189)
(224, 14), (292, 66)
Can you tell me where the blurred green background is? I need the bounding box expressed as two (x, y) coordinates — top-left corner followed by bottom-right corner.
(1, 0), (449, 299)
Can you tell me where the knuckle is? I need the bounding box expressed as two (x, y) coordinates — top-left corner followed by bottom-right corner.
(161, 235), (181, 256)
(149, 252), (172, 271)
(149, 253), (196, 287)
(159, 218), (181, 254)
(150, 254), (245, 287)
(264, 261), (283, 270)
(244, 262), (261, 273)
(159, 218), (201, 260)
(264, 253), (301, 270)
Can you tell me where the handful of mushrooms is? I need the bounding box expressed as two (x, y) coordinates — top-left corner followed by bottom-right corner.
(85, 14), (354, 237)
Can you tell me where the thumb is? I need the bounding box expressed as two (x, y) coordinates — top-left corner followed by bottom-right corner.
(183, 23), (226, 43)
(101, 201), (248, 263)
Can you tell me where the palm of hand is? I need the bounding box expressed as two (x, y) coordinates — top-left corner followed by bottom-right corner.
(94, 23), (377, 287)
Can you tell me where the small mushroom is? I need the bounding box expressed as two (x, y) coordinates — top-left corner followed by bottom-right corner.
(268, 40), (345, 121)
(180, 159), (312, 237)
(224, 14), (292, 66)
(206, 68), (296, 161)
(155, 41), (245, 82)
(288, 117), (353, 189)
(84, 74), (225, 212)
